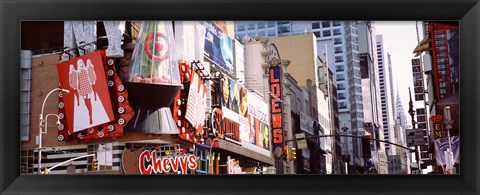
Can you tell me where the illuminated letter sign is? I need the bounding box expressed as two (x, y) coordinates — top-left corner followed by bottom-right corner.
(269, 66), (284, 150)
(430, 115), (445, 139)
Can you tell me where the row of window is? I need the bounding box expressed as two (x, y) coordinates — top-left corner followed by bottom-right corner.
(313, 29), (342, 38)
(236, 21), (276, 31)
(312, 21), (342, 29)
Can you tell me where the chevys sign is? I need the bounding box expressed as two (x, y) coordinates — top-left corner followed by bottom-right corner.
(122, 147), (198, 174)
(138, 150), (197, 174)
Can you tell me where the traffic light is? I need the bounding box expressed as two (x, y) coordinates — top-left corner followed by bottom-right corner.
(287, 146), (297, 161)
(282, 147), (288, 161)
(92, 158), (98, 171)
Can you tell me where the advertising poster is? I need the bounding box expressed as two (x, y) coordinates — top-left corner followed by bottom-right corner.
(57, 51), (115, 133)
(434, 136), (460, 168)
(221, 77), (240, 113)
(204, 21), (234, 74)
(247, 92), (270, 150)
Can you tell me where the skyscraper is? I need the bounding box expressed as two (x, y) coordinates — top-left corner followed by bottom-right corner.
(376, 35), (396, 155)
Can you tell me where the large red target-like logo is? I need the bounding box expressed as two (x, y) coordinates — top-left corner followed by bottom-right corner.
(143, 32), (170, 62)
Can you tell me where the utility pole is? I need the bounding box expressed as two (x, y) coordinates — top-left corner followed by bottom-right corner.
(407, 87), (422, 174)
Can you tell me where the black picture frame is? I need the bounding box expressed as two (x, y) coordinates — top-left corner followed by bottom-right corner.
(1, 0), (479, 194)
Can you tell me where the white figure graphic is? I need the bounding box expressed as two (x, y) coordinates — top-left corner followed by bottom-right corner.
(67, 58), (112, 133)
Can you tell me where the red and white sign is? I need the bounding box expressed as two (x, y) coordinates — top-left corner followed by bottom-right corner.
(57, 50), (134, 141)
(57, 51), (115, 133)
(138, 150), (197, 174)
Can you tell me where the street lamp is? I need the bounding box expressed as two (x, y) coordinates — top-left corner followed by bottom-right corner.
(38, 88), (70, 174)
(443, 106), (455, 174)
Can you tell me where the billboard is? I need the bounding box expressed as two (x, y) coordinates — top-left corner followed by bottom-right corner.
(269, 65), (284, 151)
(247, 92), (270, 150)
(204, 21), (234, 74)
(300, 112), (314, 135)
(57, 50), (115, 134)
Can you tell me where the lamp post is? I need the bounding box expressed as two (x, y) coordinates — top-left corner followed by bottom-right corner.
(38, 88), (70, 174)
(341, 126), (349, 174)
(443, 106), (455, 174)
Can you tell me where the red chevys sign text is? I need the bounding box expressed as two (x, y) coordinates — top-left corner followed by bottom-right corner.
(138, 150), (197, 174)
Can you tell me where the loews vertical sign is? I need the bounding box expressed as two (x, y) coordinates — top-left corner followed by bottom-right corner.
(269, 65), (284, 151)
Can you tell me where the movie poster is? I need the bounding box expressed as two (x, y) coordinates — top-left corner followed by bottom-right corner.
(57, 51), (115, 133)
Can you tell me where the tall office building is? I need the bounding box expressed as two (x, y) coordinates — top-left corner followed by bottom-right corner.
(235, 21), (387, 173)
(376, 35), (396, 155)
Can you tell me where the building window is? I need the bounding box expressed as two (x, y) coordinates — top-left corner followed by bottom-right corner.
(267, 21), (275, 27)
(257, 22), (265, 29)
(257, 31), (266, 37)
(339, 102), (347, 109)
(237, 24), (245, 31)
(336, 74), (345, 81)
(338, 93), (346, 99)
(314, 31), (321, 38)
(417, 116), (426, 122)
(322, 21), (331, 28)
(334, 47), (343, 54)
(351, 28), (358, 35)
(334, 38), (342, 44)
(337, 83), (346, 90)
(248, 32), (256, 38)
(336, 65), (344, 72)
(335, 56), (343, 63)
(268, 29), (276, 36)
(333, 29), (341, 35)
(333, 21), (341, 26)
(247, 23), (255, 30)
(416, 108), (425, 115)
(312, 22), (320, 29)
(323, 30), (331, 37)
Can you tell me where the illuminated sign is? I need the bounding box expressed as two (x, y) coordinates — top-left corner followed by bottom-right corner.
(430, 115), (446, 139)
(138, 150), (197, 175)
(269, 65), (284, 150)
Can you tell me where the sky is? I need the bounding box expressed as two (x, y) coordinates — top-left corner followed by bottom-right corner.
(374, 21), (425, 128)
